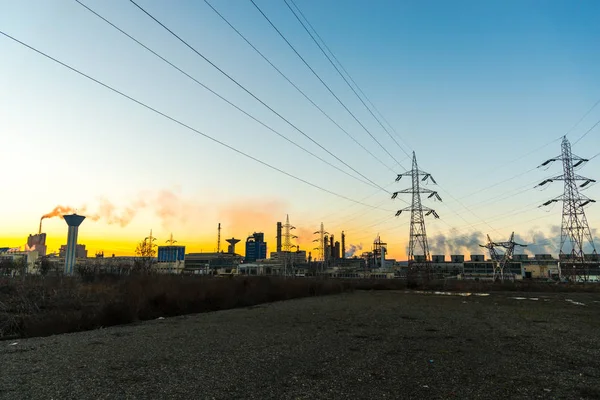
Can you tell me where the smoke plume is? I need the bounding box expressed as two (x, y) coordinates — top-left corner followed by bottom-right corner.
(345, 243), (363, 258)
(513, 226), (600, 255)
(41, 205), (78, 220)
(428, 229), (484, 255)
(87, 197), (147, 227)
(295, 226), (316, 250)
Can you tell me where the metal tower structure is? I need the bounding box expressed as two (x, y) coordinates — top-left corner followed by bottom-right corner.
(282, 215), (297, 252)
(537, 136), (597, 281)
(166, 233), (177, 245)
(282, 215), (298, 276)
(217, 223), (221, 253)
(480, 232), (526, 281)
(312, 222), (328, 261)
(392, 152), (441, 268)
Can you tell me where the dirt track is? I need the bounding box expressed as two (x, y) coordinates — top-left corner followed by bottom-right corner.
(2, 290), (599, 399)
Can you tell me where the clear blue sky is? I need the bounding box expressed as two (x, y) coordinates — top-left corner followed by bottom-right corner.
(1, 0), (599, 258)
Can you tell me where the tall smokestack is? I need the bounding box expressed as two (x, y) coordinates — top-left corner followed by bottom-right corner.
(330, 235), (334, 260)
(276, 222), (282, 253)
(341, 231), (346, 259)
(63, 214), (85, 275)
(39, 218), (43, 235)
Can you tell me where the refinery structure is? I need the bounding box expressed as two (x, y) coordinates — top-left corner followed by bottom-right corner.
(1, 138), (598, 282)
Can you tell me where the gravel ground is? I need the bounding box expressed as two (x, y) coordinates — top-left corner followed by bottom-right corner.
(1, 290), (599, 400)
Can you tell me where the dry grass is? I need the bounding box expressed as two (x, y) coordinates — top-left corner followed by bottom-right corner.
(0, 275), (353, 339)
(1, 275), (598, 339)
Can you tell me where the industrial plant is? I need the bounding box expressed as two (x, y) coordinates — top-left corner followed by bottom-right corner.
(0, 138), (598, 282)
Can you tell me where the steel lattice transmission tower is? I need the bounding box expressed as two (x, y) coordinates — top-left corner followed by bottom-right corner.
(392, 152), (441, 268)
(282, 215), (298, 276)
(480, 232), (526, 281)
(282, 214), (297, 252)
(312, 222), (328, 261)
(537, 136), (597, 280)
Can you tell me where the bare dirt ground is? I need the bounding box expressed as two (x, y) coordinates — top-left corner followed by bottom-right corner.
(1, 290), (599, 400)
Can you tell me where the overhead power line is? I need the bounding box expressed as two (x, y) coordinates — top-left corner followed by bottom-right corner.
(566, 97), (600, 138)
(127, 0), (389, 193)
(287, 0), (412, 154)
(572, 117), (600, 146)
(249, 0), (407, 170)
(284, 0), (412, 159)
(202, 0), (398, 175)
(0, 30), (393, 211)
(75, 0), (385, 192)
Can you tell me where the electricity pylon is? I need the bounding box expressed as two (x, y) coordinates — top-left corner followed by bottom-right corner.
(537, 136), (597, 281)
(480, 232), (526, 281)
(282, 215), (298, 276)
(313, 222), (328, 273)
(392, 152), (441, 272)
(166, 233), (177, 245)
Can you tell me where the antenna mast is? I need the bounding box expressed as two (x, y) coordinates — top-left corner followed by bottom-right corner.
(217, 223), (221, 253)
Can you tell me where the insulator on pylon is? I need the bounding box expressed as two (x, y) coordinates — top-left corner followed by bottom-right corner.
(580, 179), (595, 188)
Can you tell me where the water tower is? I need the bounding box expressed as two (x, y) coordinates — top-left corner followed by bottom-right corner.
(226, 238), (240, 255)
(63, 214), (85, 275)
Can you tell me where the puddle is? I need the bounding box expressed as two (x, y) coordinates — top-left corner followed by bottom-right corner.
(565, 299), (586, 306)
(411, 290), (490, 298)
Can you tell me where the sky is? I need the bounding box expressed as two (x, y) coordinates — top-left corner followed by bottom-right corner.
(1, 0), (600, 260)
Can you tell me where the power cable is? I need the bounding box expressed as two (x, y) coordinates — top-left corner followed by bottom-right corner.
(284, 0), (565, 239)
(202, 0), (398, 175)
(249, 0), (407, 169)
(284, 0), (412, 159)
(567, 97), (600, 138)
(0, 30), (394, 211)
(572, 117), (600, 146)
(128, 0), (390, 193)
(74, 0), (384, 192)
(287, 0), (412, 153)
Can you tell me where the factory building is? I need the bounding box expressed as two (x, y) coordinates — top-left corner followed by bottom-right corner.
(59, 244), (88, 259)
(269, 250), (307, 264)
(154, 245), (186, 274)
(245, 232), (267, 262)
(26, 233), (47, 257)
(157, 246), (185, 263)
(0, 248), (39, 275)
(184, 252), (242, 275)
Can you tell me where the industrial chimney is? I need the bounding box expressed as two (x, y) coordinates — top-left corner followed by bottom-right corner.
(63, 214), (85, 275)
(330, 235), (334, 259)
(341, 231), (346, 259)
(276, 221), (282, 253)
